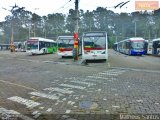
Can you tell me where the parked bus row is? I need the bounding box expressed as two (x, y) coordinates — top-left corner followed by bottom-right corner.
(1, 31), (108, 61)
(25, 31), (109, 61)
(113, 37), (160, 56)
(57, 31), (108, 60)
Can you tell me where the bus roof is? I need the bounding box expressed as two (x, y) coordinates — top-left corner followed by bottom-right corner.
(58, 36), (74, 40)
(114, 42), (118, 44)
(83, 31), (107, 37)
(29, 37), (56, 43)
(152, 38), (160, 42)
(119, 37), (145, 43)
(129, 37), (145, 41)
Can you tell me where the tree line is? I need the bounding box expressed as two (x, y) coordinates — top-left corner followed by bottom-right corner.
(0, 6), (160, 48)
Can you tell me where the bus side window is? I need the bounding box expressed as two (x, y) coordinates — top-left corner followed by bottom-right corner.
(54, 43), (56, 47)
(40, 42), (45, 49)
(45, 42), (48, 47)
(47, 42), (50, 47)
(39, 41), (42, 50)
(126, 42), (130, 49)
(44, 42), (47, 47)
(48, 42), (50, 47)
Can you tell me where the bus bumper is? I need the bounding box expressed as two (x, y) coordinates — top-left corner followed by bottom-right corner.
(82, 54), (108, 60)
(58, 51), (73, 57)
(26, 50), (42, 55)
(131, 50), (145, 55)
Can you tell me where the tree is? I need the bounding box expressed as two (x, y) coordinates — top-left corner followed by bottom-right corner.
(0, 6), (32, 42)
(46, 13), (65, 37)
(65, 9), (76, 34)
(80, 10), (95, 32)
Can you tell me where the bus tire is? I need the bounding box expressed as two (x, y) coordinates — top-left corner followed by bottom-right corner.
(128, 50), (131, 56)
(43, 49), (45, 54)
(52, 49), (55, 54)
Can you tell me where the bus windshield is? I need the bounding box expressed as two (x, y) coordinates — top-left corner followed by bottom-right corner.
(83, 36), (106, 50)
(58, 39), (74, 49)
(27, 40), (38, 50)
(153, 41), (160, 48)
(131, 42), (144, 49)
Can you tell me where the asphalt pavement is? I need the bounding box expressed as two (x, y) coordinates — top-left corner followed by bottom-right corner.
(0, 50), (160, 120)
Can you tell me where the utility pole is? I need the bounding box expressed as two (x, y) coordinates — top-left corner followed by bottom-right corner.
(135, 21), (137, 37)
(75, 0), (79, 32)
(73, 0), (79, 61)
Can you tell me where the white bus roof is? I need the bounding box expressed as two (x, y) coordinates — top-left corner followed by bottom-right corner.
(58, 36), (73, 39)
(119, 37), (145, 43)
(83, 31), (107, 37)
(114, 42), (118, 44)
(152, 38), (160, 42)
(29, 37), (56, 43)
(129, 37), (145, 40)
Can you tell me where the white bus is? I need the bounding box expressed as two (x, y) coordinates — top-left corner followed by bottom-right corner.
(57, 36), (82, 58)
(26, 37), (57, 55)
(145, 40), (153, 55)
(82, 31), (108, 60)
(57, 36), (74, 58)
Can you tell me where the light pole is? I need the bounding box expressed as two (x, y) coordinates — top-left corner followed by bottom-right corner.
(133, 19), (137, 37)
(34, 23), (36, 37)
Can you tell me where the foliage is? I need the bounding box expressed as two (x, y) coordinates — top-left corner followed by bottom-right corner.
(0, 5), (160, 48)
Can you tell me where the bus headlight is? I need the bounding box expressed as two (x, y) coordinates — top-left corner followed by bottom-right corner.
(84, 51), (88, 54)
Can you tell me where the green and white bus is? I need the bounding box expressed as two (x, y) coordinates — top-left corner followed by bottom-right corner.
(26, 37), (57, 55)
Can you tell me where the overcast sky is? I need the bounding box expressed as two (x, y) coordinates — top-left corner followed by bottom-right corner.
(0, 0), (158, 22)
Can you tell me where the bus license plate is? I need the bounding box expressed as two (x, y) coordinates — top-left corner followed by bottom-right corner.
(93, 55), (97, 57)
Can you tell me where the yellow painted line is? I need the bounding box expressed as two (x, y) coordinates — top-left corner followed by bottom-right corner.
(0, 79), (37, 91)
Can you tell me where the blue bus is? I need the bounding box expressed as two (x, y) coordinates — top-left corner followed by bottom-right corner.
(117, 37), (145, 55)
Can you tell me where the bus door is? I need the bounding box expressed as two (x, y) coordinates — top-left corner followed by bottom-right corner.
(147, 42), (152, 55)
(153, 41), (160, 55)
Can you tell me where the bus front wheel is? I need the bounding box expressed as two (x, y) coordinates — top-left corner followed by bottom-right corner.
(128, 50), (131, 56)
(43, 49), (45, 54)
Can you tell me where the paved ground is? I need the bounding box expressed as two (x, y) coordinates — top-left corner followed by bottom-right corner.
(0, 50), (160, 120)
